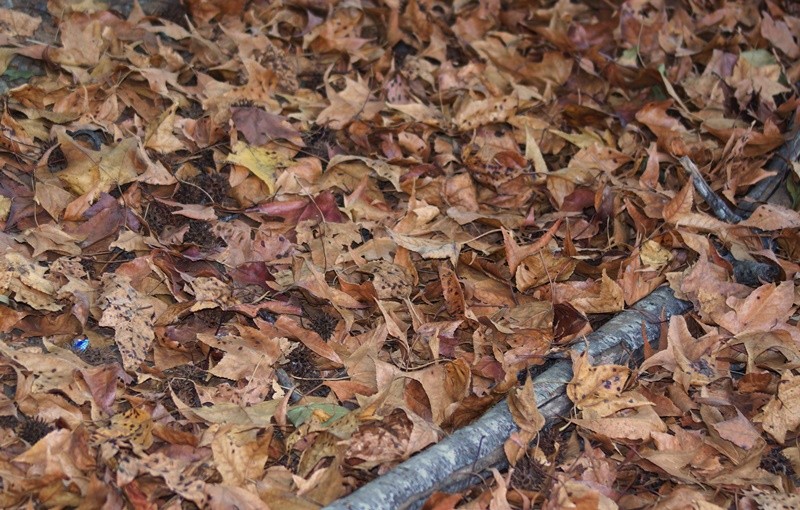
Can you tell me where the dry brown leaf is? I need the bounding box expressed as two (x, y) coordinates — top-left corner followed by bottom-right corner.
(360, 260), (413, 300)
(0, 8), (41, 37)
(438, 262), (466, 316)
(507, 377), (545, 436)
(0, 1), (796, 506)
(144, 105), (185, 153)
(274, 315), (343, 366)
(209, 424), (271, 485)
(389, 230), (461, 266)
(0, 251), (61, 311)
(573, 404), (667, 441)
(760, 371), (800, 444)
(710, 408), (760, 450)
(317, 76), (383, 129)
(55, 135), (141, 196)
(714, 281), (795, 335)
(738, 203), (800, 230)
(515, 250), (576, 292)
(552, 270), (624, 314)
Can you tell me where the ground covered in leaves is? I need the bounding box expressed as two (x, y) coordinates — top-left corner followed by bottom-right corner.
(0, 0), (800, 508)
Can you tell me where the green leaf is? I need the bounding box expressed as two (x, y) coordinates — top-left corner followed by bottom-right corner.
(786, 174), (800, 210)
(740, 49), (777, 68)
(286, 403), (350, 428)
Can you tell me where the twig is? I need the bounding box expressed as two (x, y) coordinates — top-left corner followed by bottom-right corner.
(735, 124), (800, 218)
(677, 156), (743, 223)
(323, 116), (799, 510)
(275, 367), (303, 404)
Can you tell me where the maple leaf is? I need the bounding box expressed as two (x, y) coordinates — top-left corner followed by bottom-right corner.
(317, 75), (383, 129)
(54, 135), (141, 196)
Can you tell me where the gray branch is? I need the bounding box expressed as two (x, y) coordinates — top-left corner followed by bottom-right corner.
(325, 286), (691, 510)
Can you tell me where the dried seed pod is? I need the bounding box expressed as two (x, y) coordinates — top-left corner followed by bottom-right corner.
(309, 311), (338, 341)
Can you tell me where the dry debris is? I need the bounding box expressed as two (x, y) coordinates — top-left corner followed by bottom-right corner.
(0, 0), (798, 509)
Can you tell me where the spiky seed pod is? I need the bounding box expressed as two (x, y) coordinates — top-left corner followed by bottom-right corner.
(760, 447), (796, 477)
(0, 415), (19, 429)
(309, 311), (337, 341)
(18, 416), (53, 444)
(183, 220), (220, 248)
(175, 172), (229, 205)
(196, 172), (230, 204)
(169, 378), (201, 408)
(145, 200), (176, 235)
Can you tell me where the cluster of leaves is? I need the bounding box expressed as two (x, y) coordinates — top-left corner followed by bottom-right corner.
(0, 0), (798, 508)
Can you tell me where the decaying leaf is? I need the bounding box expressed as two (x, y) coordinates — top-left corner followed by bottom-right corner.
(99, 274), (162, 372)
(567, 352), (631, 416)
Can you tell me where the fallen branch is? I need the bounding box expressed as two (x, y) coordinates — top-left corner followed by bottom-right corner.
(324, 287), (691, 510)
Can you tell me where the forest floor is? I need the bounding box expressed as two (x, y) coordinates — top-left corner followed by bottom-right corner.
(0, 0), (799, 509)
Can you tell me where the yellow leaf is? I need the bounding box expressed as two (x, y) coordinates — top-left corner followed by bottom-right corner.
(144, 105), (184, 153)
(56, 135), (140, 195)
(225, 141), (291, 194)
(0, 196), (10, 222)
(640, 240), (672, 269)
(567, 351), (630, 413)
(525, 126), (549, 174)
(108, 408), (154, 449)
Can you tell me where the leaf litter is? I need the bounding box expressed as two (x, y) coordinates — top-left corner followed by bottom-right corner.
(0, 0), (798, 508)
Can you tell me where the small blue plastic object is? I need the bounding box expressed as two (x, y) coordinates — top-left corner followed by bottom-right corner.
(71, 336), (90, 352)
